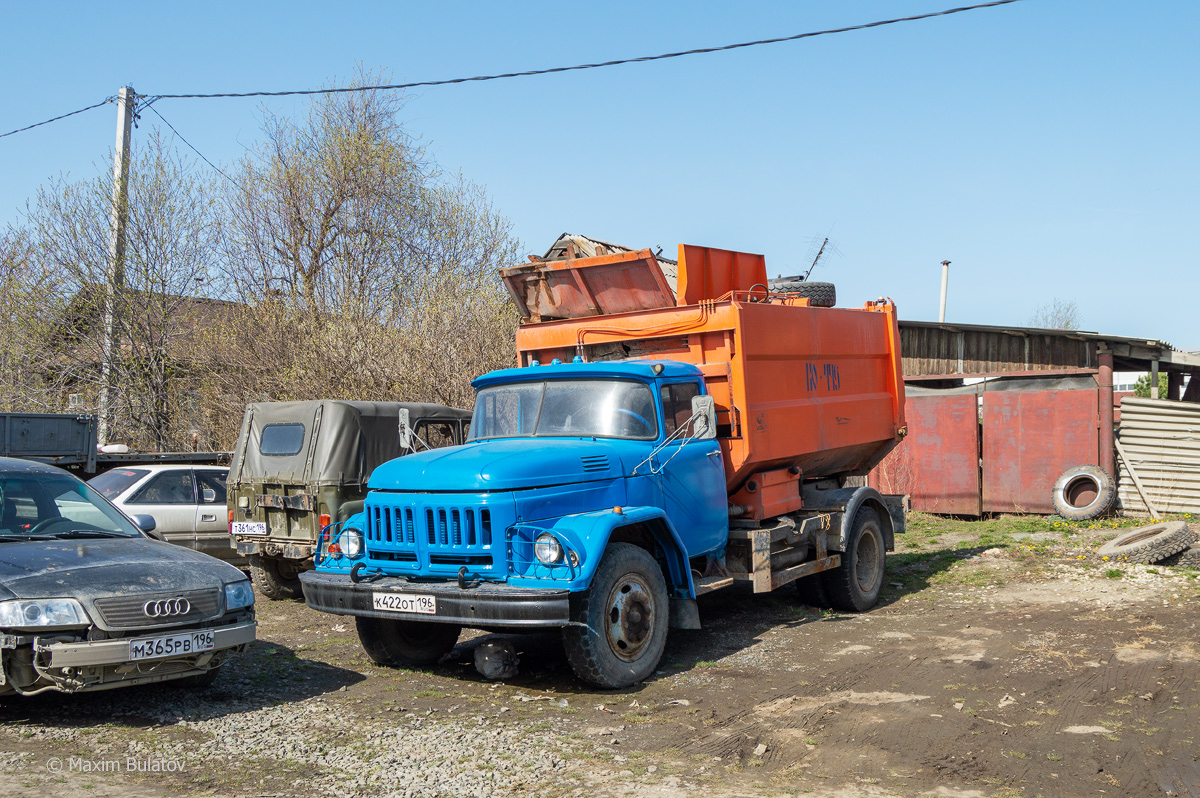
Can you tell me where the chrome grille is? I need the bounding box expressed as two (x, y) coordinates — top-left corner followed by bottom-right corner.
(92, 588), (222, 630)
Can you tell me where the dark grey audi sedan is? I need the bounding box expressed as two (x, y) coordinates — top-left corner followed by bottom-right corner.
(0, 457), (256, 696)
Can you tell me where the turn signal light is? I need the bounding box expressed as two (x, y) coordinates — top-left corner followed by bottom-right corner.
(227, 509), (234, 533)
(318, 513), (331, 530)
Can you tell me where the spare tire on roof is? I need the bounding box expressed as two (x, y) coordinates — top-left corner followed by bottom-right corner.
(1051, 465), (1116, 521)
(1096, 521), (1192, 564)
(768, 278), (836, 307)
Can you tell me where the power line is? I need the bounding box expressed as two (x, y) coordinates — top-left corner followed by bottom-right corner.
(142, 104), (234, 183)
(0, 97), (113, 139)
(0, 0), (1024, 140)
(148, 0), (1023, 101)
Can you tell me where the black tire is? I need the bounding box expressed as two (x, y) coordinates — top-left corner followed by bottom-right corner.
(562, 543), (670, 689)
(249, 555), (304, 601)
(355, 616), (461, 667)
(1051, 465), (1116, 521)
(794, 573), (832, 608)
(170, 666), (222, 689)
(1096, 521), (1192, 564)
(821, 508), (886, 612)
(768, 279), (836, 308)
(1162, 542), (1200, 569)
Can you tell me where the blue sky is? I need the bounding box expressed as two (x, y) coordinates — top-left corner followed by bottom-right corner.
(3, 1), (1197, 345)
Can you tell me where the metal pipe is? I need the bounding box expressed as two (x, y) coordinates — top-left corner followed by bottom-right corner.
(938, 260), (950, 323)
(1098, 348), (1115, 478)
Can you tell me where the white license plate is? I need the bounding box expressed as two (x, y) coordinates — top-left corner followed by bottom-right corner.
(128, 630), (215, 661)
(232, 521), (267, 536)
(372, 592), (437, 615)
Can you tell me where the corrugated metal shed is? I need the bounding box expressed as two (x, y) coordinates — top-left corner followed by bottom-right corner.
(1117, 398), (1200, 513)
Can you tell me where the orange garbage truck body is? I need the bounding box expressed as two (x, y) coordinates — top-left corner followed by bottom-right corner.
(507, 243), (907, 516)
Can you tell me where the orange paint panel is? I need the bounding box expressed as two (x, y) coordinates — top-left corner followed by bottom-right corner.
(513, 244), (906, 495)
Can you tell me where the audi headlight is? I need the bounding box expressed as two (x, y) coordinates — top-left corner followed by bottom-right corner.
(339, 527), (364, 558)
(534, 533), (564, 565)
(224, 580), (255, 611)
(0, 598), (90, 629)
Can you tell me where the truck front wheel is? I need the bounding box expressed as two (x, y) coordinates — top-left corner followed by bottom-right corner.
(249, 555), (304, 600)
(822, 507), (885, 612)
(563, 543), (670, 689)
(356, 617), (462, 667)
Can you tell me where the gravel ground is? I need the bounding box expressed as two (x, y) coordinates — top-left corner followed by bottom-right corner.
(2, 514), (1199, 798)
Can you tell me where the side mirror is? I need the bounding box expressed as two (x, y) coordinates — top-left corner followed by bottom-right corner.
(690, 395), (718, 440)
(131, 513), (165, 541)
(398, 408), (412, 451)
(202, 488), (216, 503)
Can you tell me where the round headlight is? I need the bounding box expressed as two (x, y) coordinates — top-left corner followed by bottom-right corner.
(340, 527), (364, 558)
(534, 533), (563, 565)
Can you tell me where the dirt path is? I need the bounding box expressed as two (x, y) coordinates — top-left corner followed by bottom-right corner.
(2, 515), (1198, 797)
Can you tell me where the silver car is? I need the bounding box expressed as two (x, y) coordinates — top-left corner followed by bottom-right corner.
(89, 465), (242, 566)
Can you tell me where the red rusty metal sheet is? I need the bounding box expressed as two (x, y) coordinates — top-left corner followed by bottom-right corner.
(981, 389), (1098, 514)
(870, 393), (981, 515)
(499, 249), (675, 321)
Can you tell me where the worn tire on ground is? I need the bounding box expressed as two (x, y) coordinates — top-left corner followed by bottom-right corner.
(821, 507), (886, 612)
(356, 617), (462, 667)
(1162, 543), (1200, 569)
(562, 542), (670, 689)
(1051, 465), (1116, 521)
(769, 280), (836, 307)
(1096, 521), (1192, 564)
(249, 555), (304, 600)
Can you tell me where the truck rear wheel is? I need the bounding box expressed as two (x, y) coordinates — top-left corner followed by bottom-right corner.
(356, 617), (462, 667)
(249, 555), (304, 600)
(562, 543), (669, 689)
(822, 507), (885, 612)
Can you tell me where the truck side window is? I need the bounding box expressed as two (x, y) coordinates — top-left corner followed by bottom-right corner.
(661, 382), (701, 436)
(415, 421), (457, 449)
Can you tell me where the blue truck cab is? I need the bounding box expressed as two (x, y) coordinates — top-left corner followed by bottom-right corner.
(300, 359), (731, 687)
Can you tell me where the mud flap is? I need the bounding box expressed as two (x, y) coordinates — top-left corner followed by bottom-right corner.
(669, 598), (700, 630)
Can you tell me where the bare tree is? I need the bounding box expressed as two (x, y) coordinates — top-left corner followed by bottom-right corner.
(1027, 298), (1081, 330)
(217, 70), (520, 414)
(26, 130), (221, 449)
(0, 227), (66, 411)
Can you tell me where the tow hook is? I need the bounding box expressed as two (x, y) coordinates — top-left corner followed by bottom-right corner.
(457, 566), (480, 590)
(350, 563), (384, 584)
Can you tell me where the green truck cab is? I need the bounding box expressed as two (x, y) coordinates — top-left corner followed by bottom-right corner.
(227, 400), (471, 599)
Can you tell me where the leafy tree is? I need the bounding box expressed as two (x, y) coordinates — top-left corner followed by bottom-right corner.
(1133, 372), (1168, 398)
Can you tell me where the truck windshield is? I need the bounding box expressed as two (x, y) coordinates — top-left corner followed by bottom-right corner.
(469, 380), (657, 441)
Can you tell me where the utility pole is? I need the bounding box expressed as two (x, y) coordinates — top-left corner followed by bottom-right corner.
(97, 86), (135, 445)
(938, 260), (951, 323)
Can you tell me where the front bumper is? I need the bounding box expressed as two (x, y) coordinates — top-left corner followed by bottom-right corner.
(42, 621), (258, 668)
(299, 571), (570, 628)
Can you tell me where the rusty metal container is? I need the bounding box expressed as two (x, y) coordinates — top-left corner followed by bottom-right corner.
(508, 244), (907, 496)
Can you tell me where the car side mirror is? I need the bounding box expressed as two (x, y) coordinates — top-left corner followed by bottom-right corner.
(202, 488), (216, 503)
(690, 395), (718, 440)
(398, 409), (413, 451)
(131, 513), (165, 541)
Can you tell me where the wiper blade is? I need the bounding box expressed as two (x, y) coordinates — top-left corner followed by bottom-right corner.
(50, 530), (129, 539)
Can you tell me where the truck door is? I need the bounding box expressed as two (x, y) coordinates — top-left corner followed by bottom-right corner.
(658, 381), (728, 557)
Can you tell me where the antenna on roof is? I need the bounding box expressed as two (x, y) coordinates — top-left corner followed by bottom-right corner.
(802, 237), (828, 281)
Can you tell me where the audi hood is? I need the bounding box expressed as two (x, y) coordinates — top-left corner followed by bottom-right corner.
(0, 537), (247, 604)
